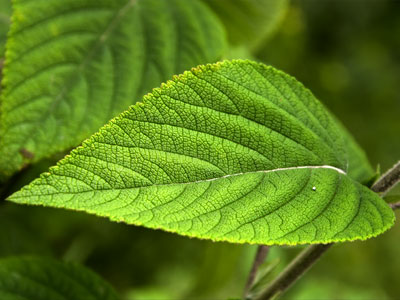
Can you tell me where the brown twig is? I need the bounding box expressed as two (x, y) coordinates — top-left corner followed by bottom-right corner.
(390, 201), (400, 210)
(244, 245), (270, 298)
(254, 244), (332, 300)
(371, 160), (400, 194)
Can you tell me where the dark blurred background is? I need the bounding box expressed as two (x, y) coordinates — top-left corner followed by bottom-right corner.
(1, 0), (399, 299)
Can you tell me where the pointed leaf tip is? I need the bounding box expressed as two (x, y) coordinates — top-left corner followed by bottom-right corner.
(8, 60), (394, 245)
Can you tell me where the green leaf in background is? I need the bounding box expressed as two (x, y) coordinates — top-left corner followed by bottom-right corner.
(0, 0), (226, 180)
(0, 0), (11, 56)
(9, 60), (394, 245)
(384, 195), (400, 204)
(203, 0), (288, 50)
(0, 256), (118, 300)
(332, 116), (376, 184)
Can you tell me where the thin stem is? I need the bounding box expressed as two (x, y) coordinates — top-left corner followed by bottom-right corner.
(390, 201), (400, 210)
(249, 160), (400, 300)
(244, 245), (269, 298)
(371, 160), (400, 194)
(254, 244), (332, 300)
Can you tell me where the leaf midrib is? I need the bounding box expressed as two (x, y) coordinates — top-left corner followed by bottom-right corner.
(41, 0), (138, 116)
(11, 165), (346, 198)
(2, 0), (137, 149)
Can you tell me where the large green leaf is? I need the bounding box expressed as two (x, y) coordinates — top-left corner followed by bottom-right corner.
(9, 60), (394, 245)
(0, 0), (226, 180)
(0, 256), (118, 300)
(202, 0), (288, 50)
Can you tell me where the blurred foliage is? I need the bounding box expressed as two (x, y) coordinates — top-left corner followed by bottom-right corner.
(203, 0), (288, 50)
(0, 0), (399, 299)
(0, 0), (10, 56)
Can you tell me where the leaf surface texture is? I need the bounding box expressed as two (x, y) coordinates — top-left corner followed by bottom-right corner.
(9, 60), (394, 245)
(0, 0), (226, 178)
